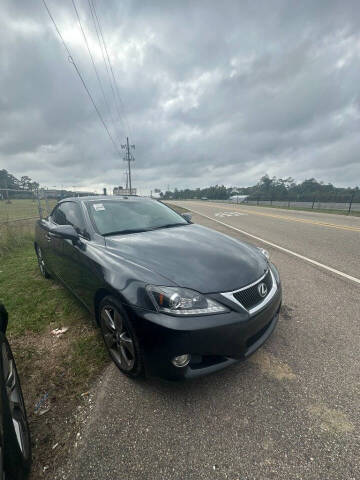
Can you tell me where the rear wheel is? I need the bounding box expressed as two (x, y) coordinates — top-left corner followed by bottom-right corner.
(99, 296), (144, 378)
(0, 334), (31, 479)
(35, 245), (50, 278)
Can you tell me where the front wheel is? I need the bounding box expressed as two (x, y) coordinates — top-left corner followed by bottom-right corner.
(35, 245), (50, 278)
(99, 296), (144, 378)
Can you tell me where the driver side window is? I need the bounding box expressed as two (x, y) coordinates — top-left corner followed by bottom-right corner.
(52, 202), (87, 236)
(52, 205), (67, 225)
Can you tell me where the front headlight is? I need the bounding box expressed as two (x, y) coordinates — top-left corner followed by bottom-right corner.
(257, 247), (270, 260)
(146, 285), (229, 316)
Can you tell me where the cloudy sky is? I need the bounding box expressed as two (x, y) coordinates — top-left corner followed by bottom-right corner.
(1, 0), (360, 194)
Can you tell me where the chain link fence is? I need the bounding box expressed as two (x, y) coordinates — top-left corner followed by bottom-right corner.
(0, 189), (57, 256)
(243, 194), (360, 214)
(0, 189), (52, 223)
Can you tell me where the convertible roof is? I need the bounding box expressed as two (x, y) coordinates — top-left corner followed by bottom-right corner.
(59, 195), (145, 202)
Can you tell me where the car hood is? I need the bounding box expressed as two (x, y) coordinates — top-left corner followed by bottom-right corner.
(104, 224), (268, 293)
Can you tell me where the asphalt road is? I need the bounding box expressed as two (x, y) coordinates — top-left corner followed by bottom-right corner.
(57, 201), (360, 480)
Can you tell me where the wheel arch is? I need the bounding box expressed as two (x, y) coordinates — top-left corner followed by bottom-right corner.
(93, 287), (128, 325)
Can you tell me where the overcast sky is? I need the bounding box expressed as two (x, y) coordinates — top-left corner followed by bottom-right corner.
(1, 0), (360, 194)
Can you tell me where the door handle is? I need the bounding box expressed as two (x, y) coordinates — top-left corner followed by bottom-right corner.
(46, 232), (55, 242)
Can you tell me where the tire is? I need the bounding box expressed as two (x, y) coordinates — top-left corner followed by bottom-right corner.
(0, 333), (31, 479)
(99, 296), (144, 378)
(35, 245), (50, 279)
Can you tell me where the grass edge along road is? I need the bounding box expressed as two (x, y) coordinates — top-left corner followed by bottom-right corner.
(0, 243), (109, 479)
(238, 202), (360, 217)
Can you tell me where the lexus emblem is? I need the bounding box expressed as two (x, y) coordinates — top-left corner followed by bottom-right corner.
(258, 282), (268, 298)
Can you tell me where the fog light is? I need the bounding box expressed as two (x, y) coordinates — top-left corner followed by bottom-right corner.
(172, 354), (191, 368)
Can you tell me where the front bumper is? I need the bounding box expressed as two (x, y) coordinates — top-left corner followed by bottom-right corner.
(130, 273), (282, 380)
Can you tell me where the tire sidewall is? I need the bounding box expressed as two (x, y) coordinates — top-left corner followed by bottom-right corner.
(99, 296), (143, 378)
(0, 333), (31, 478)
(36, 245), (50, 279)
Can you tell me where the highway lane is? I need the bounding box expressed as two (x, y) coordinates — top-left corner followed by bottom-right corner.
(169, 201), (360, 280)
(56, 206), (360, 480)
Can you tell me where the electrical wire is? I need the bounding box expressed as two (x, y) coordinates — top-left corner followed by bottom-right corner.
(42, 0), (122, 156)
(71, 0), (119, 142)
(89, 0), (132, 138)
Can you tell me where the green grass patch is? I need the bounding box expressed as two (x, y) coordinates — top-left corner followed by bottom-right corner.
(0, 243), (109, 478)
(165, 203), (189, 214)
(0, 198), (57, 222)
(66, 333), (109, 392)
(0, 245), (87, 335)
(0, 221), (35, 257)
(0, 198), (57, 256)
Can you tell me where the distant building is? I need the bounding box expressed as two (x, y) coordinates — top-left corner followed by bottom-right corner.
(113, 186), (137, 196)
(43, 189), (96, 199)
(230, 195), (248, 203)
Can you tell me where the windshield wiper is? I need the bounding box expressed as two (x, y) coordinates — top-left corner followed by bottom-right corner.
(103, 228), (150, 236)
(103, 223), (188, 236)
(152, 222), (188, 230)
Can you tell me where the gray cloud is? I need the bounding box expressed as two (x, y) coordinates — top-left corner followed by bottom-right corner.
(1, 0), (360, 193)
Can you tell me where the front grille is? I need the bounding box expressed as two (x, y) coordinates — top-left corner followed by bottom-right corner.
(233, 270), (273, 310)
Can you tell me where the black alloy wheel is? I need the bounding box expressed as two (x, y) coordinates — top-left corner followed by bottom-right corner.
(99, 297), (143, 378)
(0, 335), (31, 479)
(35, 246), (50, 279)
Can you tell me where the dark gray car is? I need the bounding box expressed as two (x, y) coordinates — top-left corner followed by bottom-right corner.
(34, 196), (282, 380)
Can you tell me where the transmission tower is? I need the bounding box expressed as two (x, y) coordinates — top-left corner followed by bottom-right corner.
(121, 137), (135, 193)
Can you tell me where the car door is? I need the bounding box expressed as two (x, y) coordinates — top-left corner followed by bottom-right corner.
(53, 202), (94, 304)
(44, 204), (69, 277)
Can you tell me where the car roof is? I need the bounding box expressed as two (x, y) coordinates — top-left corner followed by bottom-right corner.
(59, 195), (147, 203)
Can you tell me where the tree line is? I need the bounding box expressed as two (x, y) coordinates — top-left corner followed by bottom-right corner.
(0, 169), (39, 193)
(161, 175), (359, 203)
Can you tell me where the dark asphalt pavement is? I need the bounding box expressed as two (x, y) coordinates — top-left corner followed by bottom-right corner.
(57, 202), (360, 480)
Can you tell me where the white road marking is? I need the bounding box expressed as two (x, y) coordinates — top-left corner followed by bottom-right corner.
(214, 212), (247, 217)
(187, 207), (360, 286)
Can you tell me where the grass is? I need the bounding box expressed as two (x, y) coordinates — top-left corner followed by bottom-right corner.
(165, 203), (189, 214)
(0, 199), (56, 257)
(0, 241), (109, 478)
(0, 221), (35, 257)
(0, 198), (57, 222)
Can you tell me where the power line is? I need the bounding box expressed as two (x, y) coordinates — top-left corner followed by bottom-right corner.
(42, 0), (122, 156)
(89, 0), (132, 137)
(71, 0), (118, 141)
(87, 0), (124, 134)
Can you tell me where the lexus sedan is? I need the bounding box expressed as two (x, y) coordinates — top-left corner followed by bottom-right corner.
(35, 196), (282, 380)
(0, 304), (31, 479)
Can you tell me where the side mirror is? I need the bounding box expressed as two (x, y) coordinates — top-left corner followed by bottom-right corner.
(50, 224), (79, 242)
(182, 212), (192, 223)
(0, 303), (8, 334)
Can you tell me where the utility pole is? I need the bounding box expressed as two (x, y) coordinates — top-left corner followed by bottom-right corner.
(121, 137), (135, 193)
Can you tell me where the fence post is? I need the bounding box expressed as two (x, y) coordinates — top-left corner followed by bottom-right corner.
(36, 189), (43, 219)
(348, 192), (355, 215)
(5, 180), (11, 204)
(44, 188), (50, 215)
(257, 197), (259, 206)
(312, 197), (315, 209)
(270, 196), (273, 206)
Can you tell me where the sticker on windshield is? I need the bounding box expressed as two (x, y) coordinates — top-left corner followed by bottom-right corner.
(93, 203), (105, 211)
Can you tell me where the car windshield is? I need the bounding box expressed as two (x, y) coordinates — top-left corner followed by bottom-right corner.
(86, 199), (188, 236)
